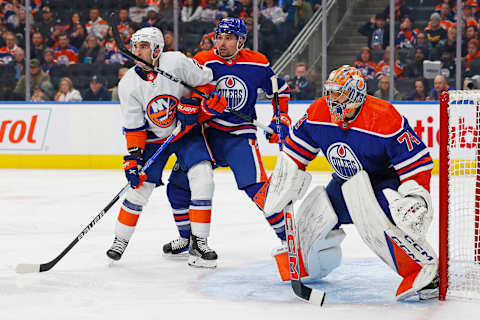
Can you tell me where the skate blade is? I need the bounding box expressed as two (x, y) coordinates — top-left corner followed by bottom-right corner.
(188, 256), (217, 269)
(162, 251), (189, 260)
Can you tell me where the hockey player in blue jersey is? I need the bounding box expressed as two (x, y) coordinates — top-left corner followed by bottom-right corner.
(162, 17), (292, 256)
(264, 65), (439, 300)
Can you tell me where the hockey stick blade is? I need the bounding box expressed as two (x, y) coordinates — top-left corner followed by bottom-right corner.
(108, 11), (273, 134)
(292, 280), (326, 306)
(15, 263), (40, 274)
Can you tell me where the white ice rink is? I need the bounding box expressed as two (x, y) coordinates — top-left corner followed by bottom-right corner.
(1, 169), (479, 320)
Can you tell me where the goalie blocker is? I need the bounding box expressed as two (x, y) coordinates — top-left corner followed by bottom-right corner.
(267, 159), (438, 300)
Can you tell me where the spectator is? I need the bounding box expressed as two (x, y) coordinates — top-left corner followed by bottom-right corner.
(425, 13), (447, 48)
(261, 0), (287, 24)
(111, 67), (129, 101)
(375, 46), (404, 79)
(463, 3), (479, 29)
(0, 31), (19, 55)
(34, 6), (55, 41)
(354, 47), (377, 80)
(42, 48), (56, 73)
(288, 61), (316, 100)
(427, 74), (449, 100)
(198, 37), (214, 52)
(465, 38), (480, 74)
(437, 26), (463, 60)
(14, 58), (53, 99)
(440, 48), (456, 79)
(181, 0), (203, 22)
(358, 12), (389, 50)
(13, 47), (24, 80)
(79, 35), (106, 64)
(201, 0), (228, 23)
(82, 75), (112, 101)
(117, 8), (134, 39)
(464, 25), (478, 53)
(374, 75), (401, 100)
(405, 46), (427, 78)
(163, 31), (175, 51)
(0, 50), (14, 65)
(54, 77), (82, 102)
(54, 33), (79, 65)
(406, 78), (429, 101)
(67, 13), (87, 50)
(439, 2), (455, 23)
(293, 0), (313, 30)
(396, 17), (418, 49)
(383, 0), (410, 23)
(129, 0), (150, 24)
(9, 7), (31, 40)
(141, 5), (161, 27)
(86, 8), (109, 41)
(31, 31), (45, 60)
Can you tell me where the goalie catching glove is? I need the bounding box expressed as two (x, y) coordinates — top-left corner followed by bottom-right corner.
(382, 180), (433, 241)
(123, 155), (147, 189)
(265, 112), (291, 144)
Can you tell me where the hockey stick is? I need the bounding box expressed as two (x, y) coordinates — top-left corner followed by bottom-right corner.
(284, 202), (326, 306)
(270, 75), (283, 151)
(109, 11), (273, 134)
(15, 125), (182, 274)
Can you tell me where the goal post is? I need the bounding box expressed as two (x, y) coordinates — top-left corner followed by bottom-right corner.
(439, 90), (480, 301)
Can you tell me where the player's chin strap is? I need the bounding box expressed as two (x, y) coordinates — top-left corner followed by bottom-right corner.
(214, 37), (244, 61)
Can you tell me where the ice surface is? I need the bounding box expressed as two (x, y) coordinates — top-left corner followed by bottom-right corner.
(1, 170), (479, 319)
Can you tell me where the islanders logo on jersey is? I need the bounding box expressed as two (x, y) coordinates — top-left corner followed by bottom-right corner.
(216, 75), (248, 111)
(326, 142), (363, 179)
(146, 95), (178, 128)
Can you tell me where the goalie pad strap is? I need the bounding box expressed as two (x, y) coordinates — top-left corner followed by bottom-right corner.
(264, 152), (312, 214)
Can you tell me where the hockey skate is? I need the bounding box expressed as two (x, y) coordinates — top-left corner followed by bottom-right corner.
(162, 237), (190, 258)
(188, 235), (217, 268)
(106, 236), (129, 261)
(418, 275), (439, 300)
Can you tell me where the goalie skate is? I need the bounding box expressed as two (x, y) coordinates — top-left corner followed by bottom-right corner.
(188, 235), (217, 268)
(106, 236), (129, 261)
(162, 237), (190, 258)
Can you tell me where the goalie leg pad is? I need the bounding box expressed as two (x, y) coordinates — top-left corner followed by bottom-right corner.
(342, 171), (438, 300)
(306, 229), (345, 279)
(264, 152), (312, 214)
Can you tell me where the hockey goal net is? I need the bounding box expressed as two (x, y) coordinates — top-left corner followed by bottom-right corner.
(439, 90), (480, 300)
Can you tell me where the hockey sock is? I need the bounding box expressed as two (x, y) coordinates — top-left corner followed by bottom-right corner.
(115, 199), (143, 240)
(189, 199), (212, 238)
(244, 182), (286, 241)
(167, 181), (192, 238)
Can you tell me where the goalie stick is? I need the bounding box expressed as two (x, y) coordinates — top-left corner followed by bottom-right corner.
(273, 73), (326, 306)
(15, 125), (182, 274)
(109, 11), (273, 134)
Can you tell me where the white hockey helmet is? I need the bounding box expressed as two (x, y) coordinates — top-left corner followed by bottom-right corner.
(131, 27), (164, 64)
(323, 65), (367, 124)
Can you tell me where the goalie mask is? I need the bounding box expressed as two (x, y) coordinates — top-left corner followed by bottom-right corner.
(215, 17), (247, 59)
(323, 65), (366, 125)
(131, 27), (164, 65)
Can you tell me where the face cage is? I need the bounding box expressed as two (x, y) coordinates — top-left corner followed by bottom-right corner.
(323, 86), (358, 123)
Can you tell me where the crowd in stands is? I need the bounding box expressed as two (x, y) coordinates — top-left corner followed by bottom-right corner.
(355, 0), (480, 100)
(0, 0), (325, 101)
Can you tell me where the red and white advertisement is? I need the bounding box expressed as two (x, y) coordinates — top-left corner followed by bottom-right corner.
(0, 107), (51, 151)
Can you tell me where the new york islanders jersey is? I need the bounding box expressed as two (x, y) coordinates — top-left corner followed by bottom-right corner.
(118, 51), (213, 142)
(284, 95), (433, 190)
(193, 49), (290, 138)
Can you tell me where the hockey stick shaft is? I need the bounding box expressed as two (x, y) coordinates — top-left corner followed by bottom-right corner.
(109, 11), (273, 134)
(284, 202), (326, 306)
(16, 126), (181, 274)
(270, 75), (283, 151)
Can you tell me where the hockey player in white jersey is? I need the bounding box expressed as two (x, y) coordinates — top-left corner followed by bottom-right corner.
(264, 65), (439, 300)
(106, 27), (228, 268)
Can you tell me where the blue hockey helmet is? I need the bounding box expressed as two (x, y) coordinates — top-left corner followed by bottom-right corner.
(215, 17), (247, 42)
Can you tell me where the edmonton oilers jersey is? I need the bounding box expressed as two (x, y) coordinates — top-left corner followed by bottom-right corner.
(194, 49), (290, 138)
(284, 95), (433, 189)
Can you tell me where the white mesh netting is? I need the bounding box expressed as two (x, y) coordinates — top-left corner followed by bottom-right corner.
(447, 90), (480, 299)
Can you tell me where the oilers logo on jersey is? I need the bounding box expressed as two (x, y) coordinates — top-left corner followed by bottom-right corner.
(216, 75), (248, 111)
(146, 95), (178, 128)
(326, 142), (363, 179)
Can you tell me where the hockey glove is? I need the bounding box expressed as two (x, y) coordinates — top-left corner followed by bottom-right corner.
(123, 155), (147, 189)
(201, 91), (228, 117)
(265, 112), (291, 144)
